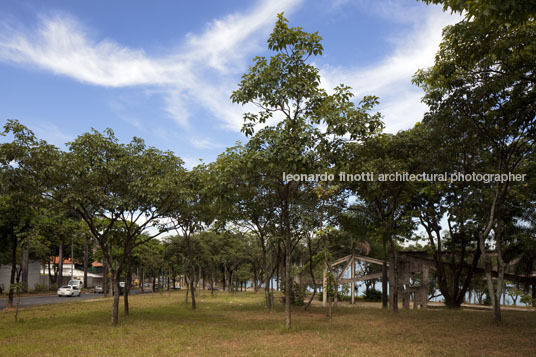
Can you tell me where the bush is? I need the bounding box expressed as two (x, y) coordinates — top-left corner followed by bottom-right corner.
(483, 294), (492, 306)
(363, 288), (382, 302)
(282, 281), (306, 306)
(520, 294), (534, 306)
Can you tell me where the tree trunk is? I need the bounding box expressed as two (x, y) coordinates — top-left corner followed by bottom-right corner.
(265, 258), (273, 312)
(381, 261), (388, 309)
(185, 276), (189, 303)
(103, 262), (109, 298)
(8, 235), (18, 308)
(58, 242), (64, 285)
(140, 267), (144, 293)
(381, 239), (388, 308)
(304, 237), (317, 311)
(124, 256), (132, 316)
(284, 241), (292, 329)
(222, 264), (226, 292)
(83, 235), (89, 288)
(21, 243), (29, 293)
(190, 268), (196, 310)
(211, 267), (215, 296)
(111, 275), (121, 326)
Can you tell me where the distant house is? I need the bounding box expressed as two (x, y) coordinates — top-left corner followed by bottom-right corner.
(43, 257), (103, 287)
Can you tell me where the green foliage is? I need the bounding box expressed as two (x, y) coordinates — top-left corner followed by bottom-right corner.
(419, 0), (536, 26)
(281, 281), (306, 306)
(363, 288), (383, 302)
(520, 294), (534, 306)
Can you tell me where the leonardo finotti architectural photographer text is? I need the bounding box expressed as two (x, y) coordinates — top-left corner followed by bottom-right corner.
(282, 172), (527, 183)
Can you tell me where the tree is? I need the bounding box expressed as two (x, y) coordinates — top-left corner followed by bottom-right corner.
(420, 0), (536, 26)
(343, 131), (419, 311)
(210, 144), (280, 310)
(414, 18), (536, 323)
(231, 14), (381, 328)
(0, 120), (56, 308)
(404, 122), (484, 308)
(167, 165), (213, 310)
(50, 129), (183, 325)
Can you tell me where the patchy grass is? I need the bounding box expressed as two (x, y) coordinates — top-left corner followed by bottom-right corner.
(1, 291), (535, 356)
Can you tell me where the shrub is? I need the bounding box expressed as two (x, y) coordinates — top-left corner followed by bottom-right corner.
(363, 288), (382, 302)
(282, 281), (306, 306)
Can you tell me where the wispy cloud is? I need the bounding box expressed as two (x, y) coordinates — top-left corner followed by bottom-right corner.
(189, 136), (223, 150)
(0, 0), (459, 140)
(319, 6), (460, 133)
(0, 0), (303, 129)
(31, 121), (73, 147)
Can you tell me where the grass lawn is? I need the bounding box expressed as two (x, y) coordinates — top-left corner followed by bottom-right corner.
(1, 291), (535, 356)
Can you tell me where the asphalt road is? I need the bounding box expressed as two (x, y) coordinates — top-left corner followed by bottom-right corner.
(0, 289), (142, 309)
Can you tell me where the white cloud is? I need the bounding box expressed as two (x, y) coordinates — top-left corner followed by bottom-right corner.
(319, 6), (460, 133)
(0, 0), (460, 140)
(0, 0), (303, 129)
(189, 136), (223, 150)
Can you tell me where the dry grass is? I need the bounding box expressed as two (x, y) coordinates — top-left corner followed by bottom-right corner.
(1, 291), (535, 356)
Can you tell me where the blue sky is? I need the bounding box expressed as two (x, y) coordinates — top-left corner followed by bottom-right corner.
(0, 0), (459, 168)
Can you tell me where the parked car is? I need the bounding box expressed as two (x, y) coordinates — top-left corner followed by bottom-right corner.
(93, 285), (103, 294)
(57, 285), (81, 297)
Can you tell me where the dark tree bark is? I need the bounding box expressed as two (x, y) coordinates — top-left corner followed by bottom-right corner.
(8, 235), (17, 308)
(189, 266), (196, 310)
(83, 235), (89, 288)
(21, 243), (29, 293)
(58, 242), (64, 286)
(124, 256), (132, 316)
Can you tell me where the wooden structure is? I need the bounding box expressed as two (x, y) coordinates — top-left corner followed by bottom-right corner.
(389, 253), (430, 309)
(323, 251), (433, 309)
(322, 254), (386, 306)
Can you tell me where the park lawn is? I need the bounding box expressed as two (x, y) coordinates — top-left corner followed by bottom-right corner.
(0, 291), (535, 356)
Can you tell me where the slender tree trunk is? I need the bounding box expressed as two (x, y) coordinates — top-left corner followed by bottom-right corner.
(284, 241), (292, 329)
(21, 243), (29, 293)
(83, 235), (89, 288)
(8, 235), (18, 308)
(58, 242), (64, 286)
(124, 256), (132, 316)
(390, 247), (399, 313)
(111, 274), (121, 326)
(304, 237), (317, 311)
(197, 265), (201, 297)
(185, 276), (189, 303)
(14, 286), (21, 322)
(103, 262), (109, 298)
(190, 268), (196, 310)
(381, 239), (388, 309)
(222, 264), (226, 292)
(211, 266), (215, 296)
(140, 267), (144, 293)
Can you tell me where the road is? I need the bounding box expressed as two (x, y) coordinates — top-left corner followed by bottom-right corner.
(0, 289), (143, 309)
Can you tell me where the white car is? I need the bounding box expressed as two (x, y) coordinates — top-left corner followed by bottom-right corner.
(57, 285), (81, 297)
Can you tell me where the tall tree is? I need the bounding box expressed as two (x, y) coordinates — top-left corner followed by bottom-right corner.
(50, 129), (183, 325)
(231, 14), (381, 328)
(0, 120), (56, 307)
(414, 18), (536, 322)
